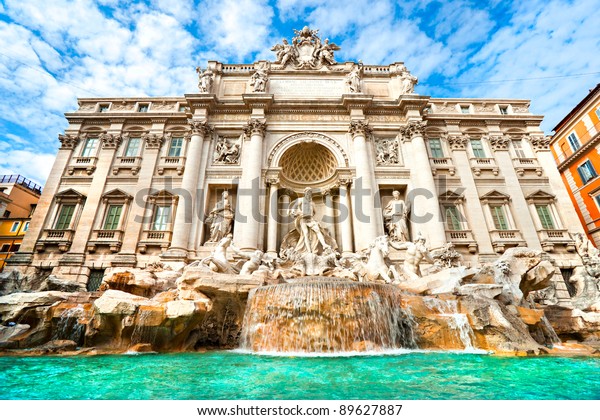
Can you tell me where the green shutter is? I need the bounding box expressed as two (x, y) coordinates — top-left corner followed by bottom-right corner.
(55, 205), (75, 230)
(429, 139), (443, 158)
(471, 139), (486, 158)
(536, 205), (555, 229)
(103, 205), (122, 230)
(490, 206), (508, 230)
(445, 206), (462, 230)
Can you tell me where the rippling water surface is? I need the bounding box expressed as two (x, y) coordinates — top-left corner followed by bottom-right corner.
(1, 351), (599, 400)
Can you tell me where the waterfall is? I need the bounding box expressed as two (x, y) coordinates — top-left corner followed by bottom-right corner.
(424, 298), (476, 351)
(239, 278), (416, 354)
(131, 309), (159, 346)
(53, 305), (85, 345)
(540, 315), (561, 345)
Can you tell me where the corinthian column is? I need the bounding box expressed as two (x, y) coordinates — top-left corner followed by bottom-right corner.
(166, 119), (212, 258)
(265, 176), (279, 257)
(234, 119), (267, 251)
(349, 120), (382, 251)
(401, 120), (446, 249)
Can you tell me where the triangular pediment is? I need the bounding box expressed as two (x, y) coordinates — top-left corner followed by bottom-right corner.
(526, 190), (556, 200)
(439, 190), (464, 201)
(480, 190), (510, 200)
(55, 188), (86, 199)
(102, 189), (133, 200)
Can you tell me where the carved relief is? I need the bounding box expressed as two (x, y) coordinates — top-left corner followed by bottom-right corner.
(489, 135), (510, 151)
(400, 121), (426, 140)
(58, 134), (82, 150)
(100, 133), (122, 149)
(270, 26), (340, 70)
(243, 119), (267, 137)
(348, 120), (372, 137)
(213, 136), (241, 164)
(374, 138), (400, 166)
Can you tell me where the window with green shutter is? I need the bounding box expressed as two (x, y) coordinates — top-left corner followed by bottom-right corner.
(535, 205), (555, 229)
(152, 205), (171, 230)
(103, 205), (123, 230)
(471, 139), (486, 158)
(429, 138), (444, 158)
(444, 205), (463, 230)
(124, 137), (141, 157)
(490, 205), (509, 230)
(55, 205), (75, 230)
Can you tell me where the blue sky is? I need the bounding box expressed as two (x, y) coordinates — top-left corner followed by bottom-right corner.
(0, 0), (599, 185)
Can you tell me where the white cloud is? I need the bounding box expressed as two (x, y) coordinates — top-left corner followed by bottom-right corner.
(0, 141), (56, 185)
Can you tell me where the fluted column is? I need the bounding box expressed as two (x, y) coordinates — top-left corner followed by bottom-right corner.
(401, 120), (446, 249)
(234, 119), (267, 251)
(266, 177), (279, 256)
(339, 179), (354, 255)
(323, 189), (335, 240)
(13, 134), (82, 262)
(69, 133), (122, 255)
(349, 120), (382, 251)
(166, 120), (212, 258)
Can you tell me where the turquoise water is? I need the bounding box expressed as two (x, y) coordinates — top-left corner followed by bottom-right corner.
(1, 351), (599, 400)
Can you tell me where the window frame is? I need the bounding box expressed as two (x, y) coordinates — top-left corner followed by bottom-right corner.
(10, 222), (20, 233)
(124, 137), (141, 157)
(428, 138), (444, 158)
(577, 160), (598, 184)
(470, 138), (486, 158)
(535, 204), (555, 230)
(137, 103), (150, 113)
(567, 132), (581, 151)
(80, 137), (99, 157)
(511, 139), (527, 158)
(103, 204), (123, 230)
(54, 204), (76, 230)
(23, 221), (29, 232)
(168, 137), (184, 157)
(98, 103), (111, 113)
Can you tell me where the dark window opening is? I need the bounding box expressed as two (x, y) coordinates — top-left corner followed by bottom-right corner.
(87, 269), (105, 292)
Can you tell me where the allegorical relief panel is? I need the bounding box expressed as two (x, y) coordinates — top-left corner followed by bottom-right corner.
(213, 136), (242, 165)
(375, 138), (401, 166)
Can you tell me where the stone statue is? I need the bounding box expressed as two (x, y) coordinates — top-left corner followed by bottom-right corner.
(383, 190), (410, 242)
(346, 63), (362, 93)
(432, 242), (462, 269)
(230, 245), (266, 275)
(399, 67), (418, 95)
(344, 236), (400, 283)
(271, 38), (297, 67)
(250, 66), (268, 93)
(391, 234), (434, 281)
(201, 234), (237, 273)
(205, 191), (234, 244)
(314, 38), (340, 66)
(196, 67), (214, 93)
(213, 137), (241, 164)
(291, 187), (330, 254)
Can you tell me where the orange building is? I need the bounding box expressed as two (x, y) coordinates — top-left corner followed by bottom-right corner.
(551, 84), (600, 245)
(0, 175), (41, 271)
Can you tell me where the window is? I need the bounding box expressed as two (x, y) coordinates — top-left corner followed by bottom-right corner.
(103, 205), (123, 230)
(460, 105), (470, 114)
(596, 108), (600, 120)
(87, 269), (105, 292)
(0, 244), (9, 252)
(23, 221), (29, 231)
(10, 222), (20, 233)
(168, 137), (183, 157)
(567, 132), (580, 151)
(3, 210), (10, 218)
(577, 160), (597, 184)
(444, 205), (463, 230)
(54, 205), (75, 230)
(9, 243), (20, 252)
(178, 104), (187, 112)
(98, 104), (110, 112)
(124, 137), (141, 157)
(470, 139), (486, 158)
(137, 104), (149, 112)
(512, 140), (526, 158)
(152, 205), (171, 230)
(499, 106), (508, 115)
(81, 137), (99, 157)
(428, 138), (444, 158)
(535, 205), (555, 229)
(490, 205), (509, 230)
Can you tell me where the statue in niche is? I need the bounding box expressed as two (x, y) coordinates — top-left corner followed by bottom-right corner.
(205, 191), (234, 244)
(280, 187), (337, 258)
(346, 63), (363, 93)
(383, 190), (410, 243)
(398, 66), (418, 95)
(390, 234), (434, 281)
(375, 138), (400, 165)
(314, 38), (340, 66)
(250, 65), (269, 93)
(213, 136), (241, 164)
(196, 67), (214, 93)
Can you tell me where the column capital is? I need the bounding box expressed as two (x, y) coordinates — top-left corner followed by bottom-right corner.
(447, 134), (469, 150)
(58, 133), (82, 150)
(265, 174), (280, 186)
(243, 118), (267, 137)
(142, 133), (165, 149)
(100, 133), (122, 149)
(348, 119), (372, 137)
(489, 135), (510, 151)
(400, 120), (426, 141)
(529, 134), (551, 151)
(188, 119), (213, 136)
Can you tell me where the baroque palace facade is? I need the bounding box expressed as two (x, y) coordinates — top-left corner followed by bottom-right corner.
(7, 28), (585, 297)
